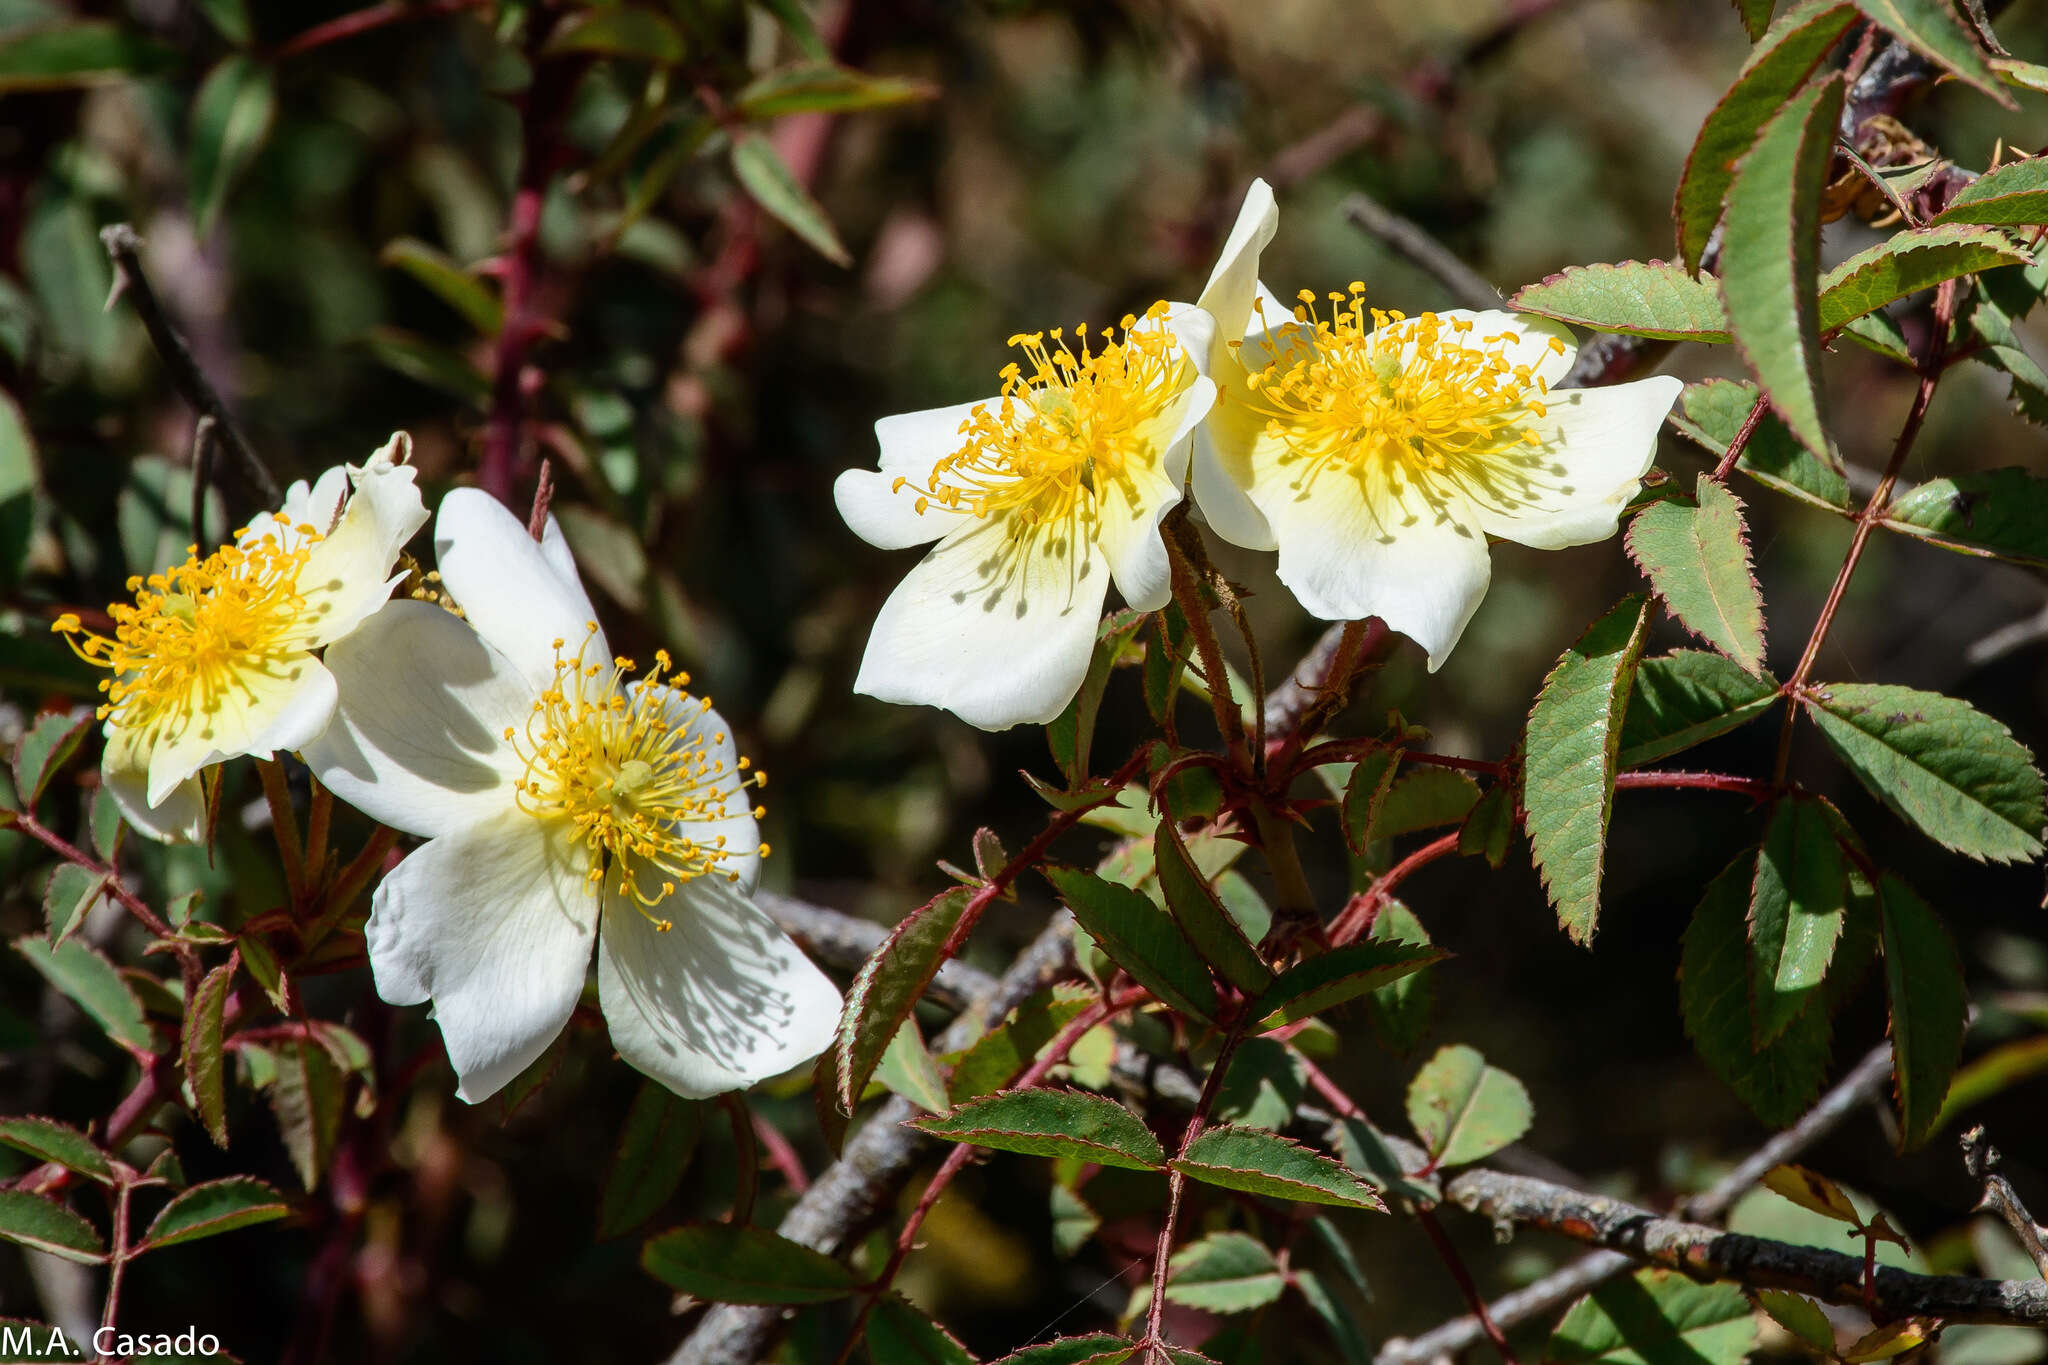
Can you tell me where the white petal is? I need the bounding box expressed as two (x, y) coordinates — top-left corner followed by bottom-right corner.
(598, 876), (840, 1098)
(1159, 302), (1218, 387)
(301, 601), (528, 840)
(1427, 309), (1576, 387)
(102, 731), (202, 844)
(296, 456), (429, 648)
(1191, 359), (1279, 551)
(277, 465), (350, 535)
(633, 682), (763, 893)
(1196, 179), (1279, 355)
(1095, 375), (1213, 612)
(537, 512), (600, 624)
(366, 810), (597, 1103)
(1475, 375), (1684, 550)
(874, 397), (994, 475)
(141, 656), (337, 806)
(1261, 476), (1493, 671)
(854, 512), (1109, 729)
(435, 488), (609, 687)
(835, 468), (972, 550)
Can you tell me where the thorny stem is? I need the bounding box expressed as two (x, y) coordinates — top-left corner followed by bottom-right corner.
(1708, 393), (1771, 482)
(13, 811), (184, 959)
(1613, 770), (1776, 798)
(1145, 1026), (1248, 1354)
(1269, 618), (1381, 775)
(98, 1171), (133, 1355)
(1328, 831), (1460, 945)
(1250, 802), (1318, 921)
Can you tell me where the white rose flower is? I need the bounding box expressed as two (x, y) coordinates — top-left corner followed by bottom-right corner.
(55, 434), (428, 843)
(835, 301), (1217, 729)
(1191, 180), (1684, 668)
(303, 489), (840, 1103)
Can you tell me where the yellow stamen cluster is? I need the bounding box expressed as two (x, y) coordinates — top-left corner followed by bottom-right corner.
(52, 513), (323, 743)
(893, 300), (1188, 542)
(1239, 286), (1570, 511)
(505, 628), (766, 931)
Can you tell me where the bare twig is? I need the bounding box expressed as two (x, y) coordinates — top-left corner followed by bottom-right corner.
(1963, 1125), (2048, 1280)
(1340, 193), (1501, 313)
(99, 225), (280, 508)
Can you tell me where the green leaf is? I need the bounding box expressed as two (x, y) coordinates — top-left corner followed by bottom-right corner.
(837, 886), (972, 1111)
(1045, 866), (1217, 1022)
(736, 61), (936, 120)
(597, 1081), (704, 1239)
(14, 934), (149, 1053)
(42, 864), (106, 944)
(1510, 260), (1728, 340)
(948, 988), (1094, 1103)
(752, 0), (830, 58)
(195, 0), (251, 45)
(1756, 1290), (1836, 1352)
(90, 785), (123, 862)
(0, 1191), (103, 1264)
(1803, 682), (2045, 863)
(1760, 1163), (1864, 1223)
(0, 1117), (110, 1184)
(1932, 1035), (2048, 1133)
(1883, 469), (2048, 567)
(359, 325), (490, 406)
(1669, 379), (1851, 513)
(730, 131), (850, 266)
(379, 237), (503, 336)
(12, 711), (89, 811)
(1720, 71), (1845, 458)
(1048, 611), (1145, 786)
(1748, 798), (1848, 1046)
(0, 392), (38, 592)
(1374, 767), (1481, 842)
(1853, 0), (2009, 104)
(1733, 0), (1780, 38)
(1365, 902), (1437, 1052)
(183, 962), (232, 1148)
(1619, 652), (1779, 768)
(1674, 1), (1857, 270)
(1405, 1043), (1533, 1167)
(188, 55), (277, 235)
(873, 1019), (950, 1114)
(1156, 816), (1270, 993)
(1523, 596), (1652, 944)
(1626, 479), (1767, 673)
(866, 1292), (977, 1365)
(1878, 875), (1967, 1147)
(1817, 224), (2029, 330)
(1933, 158), (2048, 226)
(140, 1177), (289, 1251)
(1547, 1269), (1758, 1365)
(1050, 1183), (1099, 1258)
(544, 7), (686, 63)
(1681, 857), (1833, 1126)
(987, 1337), (1133, 1365)
(1253, 941), (1448, 1031)
(1165, 1231), (1285, 1313)
(641, 1223), (860, 1304)
(268, 1037), (343, 1190)
(0, 21), (176, 92)
(1340, 749), (1400, 852)
(911, 1089), (1165, 1172)
(1458, 783), (1515, 868)
(1172, 1126), (1385, 1210)
(1294, 1267), (1372, 1364)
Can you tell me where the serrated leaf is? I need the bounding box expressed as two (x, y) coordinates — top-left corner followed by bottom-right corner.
(987, 1337), (1133, 1365)
(730, 130), (850, 266)
(948, 988), (1093, 1103)
(911, 1089), (1165, 1171)
(837, 886), (972, 1111)
(867, 1291), (978, 1365)
(1681, 858), (1833, 1126)
(0, 1117), (111, 1184)
(1854, 0), (2008, 103)
(379, 237), (503, 336)
(42, 864), (106, 944)
(641, 1223), (860, 1304)
(1213, 1037), (1307, 1132)
(269, 1037), (343, 1190)
(1843, 1320), (1939, 1362)
(1619, 652), (1779, 768)
(1523, 596), (1652, 944)
(1933, 157), (2048, 226)
(1760, 1163), (1863, 1223)
(1674, 1), (1857, 269)
(12, 711), (89, 811)
(597, 1081), (704, 1239)
(1405, 1044), (1533, 1167)
(1721, 72), (1844, 458)
(140, 1177), (289, 1251)
(1547, 1269), (1758, 1365)
(89, 785), (122, 862)
(1817, 223), (2029, 330)
(1878, 874), (1967, 1147)
(1756, 1290), (1835, 1352)
(183, 963), (232, 1147)
(1733, 0), (1780, 38)
(1173, 1126), (1385, 1210)
(1045, 867), (1217, 1022)
(1884, 469), (2048, 567)
(1374, 767), (1481, 842)
(1365, 902), (1437, 1052)
(736, 60), (936, 120)
(1511, 260), (1729, 340)
(1626, 479), (1767, 673)
(544, 7), (686, 62)
(1670, 378), (1851, 512)
(14, 933), (149, 1054)
(1165, 1231), (1285, 1313)
(0, 1191), (103, 1264)
(188, 55), (276, 235)
(1458, 783), (1515, 867)
(1341, 749), (1400, 852)
(1803, 683), (2045, 863)
(1748, 798), (1848, 1047)
(1253, 941), (1447, 1031)
(1156, 816), (1270, 993)
(873, 1018), (950, 1114)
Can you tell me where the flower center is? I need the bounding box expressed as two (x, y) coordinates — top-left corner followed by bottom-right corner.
(53, 514), (324, 742)
(893, 300), (1188, 537)
(1239, 288), (1568, 508)
(505, 630), (766, 930)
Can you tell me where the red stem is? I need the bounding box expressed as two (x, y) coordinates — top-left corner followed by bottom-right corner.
(1328, 831), (1461, 945)
(1417, 1208), (1525, 1365)
(1143, 1026), (1248, 1352)
(1613, 770), (1775, 797)
(270, 0), (483, 61)
(1709, 394), (1771, 482)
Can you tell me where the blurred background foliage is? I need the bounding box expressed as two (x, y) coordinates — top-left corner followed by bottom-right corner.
(5, 0), (2048, 1361)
